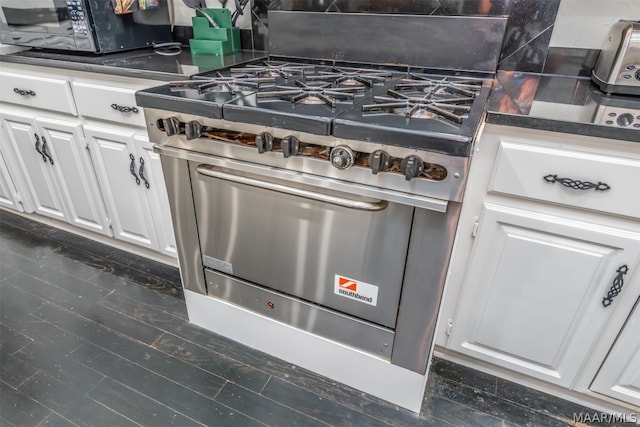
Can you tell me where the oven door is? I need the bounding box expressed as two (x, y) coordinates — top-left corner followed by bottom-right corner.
(190, 162), (414, 329)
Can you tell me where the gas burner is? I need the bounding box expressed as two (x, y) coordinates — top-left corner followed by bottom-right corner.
(257, 80), (365, 107)
(304, 67), (395, 87)
(395, 73), (484, 98)
(230, 61), (316, 79)
(362, 91), (474, 124)
(359, 74), (484, 123)
(169, 73), (276, 95)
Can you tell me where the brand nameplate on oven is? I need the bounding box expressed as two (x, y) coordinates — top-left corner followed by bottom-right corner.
(334, 275), (379, 306)
(203, 256), (233, 275)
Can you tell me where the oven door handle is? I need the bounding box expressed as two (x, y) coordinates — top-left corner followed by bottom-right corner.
(197, 165), (389, 211)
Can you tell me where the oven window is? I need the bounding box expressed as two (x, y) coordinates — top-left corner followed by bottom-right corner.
(1, 0), (70, 27)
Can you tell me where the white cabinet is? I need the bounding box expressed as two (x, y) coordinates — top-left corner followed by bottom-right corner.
(85, 125), (176, 256)
(0, 62), (176, 260)
(0, 149), (23, 212)
(441, 124), (640, 409)
(591, 301), (640, 407)
(448, 203), (640, 387)
(0, 109), (111, 235)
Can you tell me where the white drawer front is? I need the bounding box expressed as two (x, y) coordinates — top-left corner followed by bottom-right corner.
(489, 141), (640, 218)
(0, 72), (76, 115)
(72, 82), (145, 127)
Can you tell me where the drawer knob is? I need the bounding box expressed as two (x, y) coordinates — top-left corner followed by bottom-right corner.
(111, 103), (139, 113)
(543, 174), (611, 191)
(602, 265), (628, 307)
(14, 88), (36, 96)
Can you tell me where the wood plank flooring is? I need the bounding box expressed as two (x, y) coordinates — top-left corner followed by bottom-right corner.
(0, 210), (610, 426)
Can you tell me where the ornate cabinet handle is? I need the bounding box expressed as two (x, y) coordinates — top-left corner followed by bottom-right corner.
(34, 134), (46, 162)
(543, 174), (610, 191)
(14, 88), (36, 96)
(129, 153), (140, 185)
(138, 157), (150, 189)
(41, 136), (54, 165)
(111, 103), (139, 113)
(602, 265), (629, 307)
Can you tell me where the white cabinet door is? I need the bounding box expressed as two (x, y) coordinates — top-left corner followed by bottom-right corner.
(85, 125), (158, 251)
(591, 301), (640, 407)
(448, 203), (640, 388)
(36, 117), (111, 236)
(0, 110), (67, 221)
(136, 135), (177, 258)
(0, 149), (23, 212)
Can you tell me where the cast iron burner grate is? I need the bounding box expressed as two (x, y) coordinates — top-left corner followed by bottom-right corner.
(304, 67), (395, 87)
(230, 61), (317, 79)
(362, 74), (484, 123)
(257, 80), (365, 107)
(169, 73), (277, 95)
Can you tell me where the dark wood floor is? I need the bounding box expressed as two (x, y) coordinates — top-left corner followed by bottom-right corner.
(0, 210), (610, 427)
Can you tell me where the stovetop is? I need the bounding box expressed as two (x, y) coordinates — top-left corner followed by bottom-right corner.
(141, 58), (494, 156)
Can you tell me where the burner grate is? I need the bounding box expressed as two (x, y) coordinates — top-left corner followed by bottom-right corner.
(169, 72), (276, 95)
(257, 80), (365, 107)
(230, 61), (316, 79)
(361, 74), (483, 123)
(304, 67), (395, 87)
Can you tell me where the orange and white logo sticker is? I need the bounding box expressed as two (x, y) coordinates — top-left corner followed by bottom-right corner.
(334, 275), (378, 306)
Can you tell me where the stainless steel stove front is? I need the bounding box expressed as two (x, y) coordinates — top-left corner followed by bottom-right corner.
(148, 107), (462, 374)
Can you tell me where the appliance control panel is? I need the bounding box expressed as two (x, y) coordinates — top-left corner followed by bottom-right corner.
(596, 106), (640, 129)
(66, 0), (90, 37)
(156, 117), (449, 182)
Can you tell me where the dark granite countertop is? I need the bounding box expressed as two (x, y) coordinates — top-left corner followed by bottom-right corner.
(486, 48), (640, 143)
(0, 47), (268, 81)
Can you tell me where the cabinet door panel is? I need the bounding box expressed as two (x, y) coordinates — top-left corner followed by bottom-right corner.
(37, 117), (110, 236)
(448, 204), (640, 387)
(591, 302), (640, 407)
(85, 125), (158, 250)
(0, 147), (23, 211)
(136, 135), (176, 258)
(0, 112), (67, 221)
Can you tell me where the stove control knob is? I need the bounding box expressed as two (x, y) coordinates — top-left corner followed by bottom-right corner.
(330, 146), (356, 169)
(185, 121), (202, 140)
(368, 150), (391, 175)
(400, 155), (424, 181)
(281, 135), (300, 158)
(255, 132), (274, 154)
(162, 117), (180, 137)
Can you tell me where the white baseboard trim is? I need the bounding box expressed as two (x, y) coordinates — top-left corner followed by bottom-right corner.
(434, 347), (639, 418)
(1, 209), (177, 268)
(184, 289), (428, 413)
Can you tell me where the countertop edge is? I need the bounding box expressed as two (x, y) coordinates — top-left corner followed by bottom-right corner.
(0, 52), (182, 82)
(485, 112), (640, 143)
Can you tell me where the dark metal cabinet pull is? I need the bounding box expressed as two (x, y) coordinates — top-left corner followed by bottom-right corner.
(111, 103), (139, 114)
(543, 174), (611, 191)
(14, 88), (36, 96)
(34, 134), (46, 162)
(138, 157), (150, 189)
(129, 154), (140, 185)
(41, 136), (54, 165)
(602, 265), (629, 307)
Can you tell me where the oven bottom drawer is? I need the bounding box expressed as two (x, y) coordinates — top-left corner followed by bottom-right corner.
(204, 268), (395, 359)
(190, 162), (413, 328)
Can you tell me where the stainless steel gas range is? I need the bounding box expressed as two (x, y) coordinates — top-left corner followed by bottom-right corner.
(137, 11), (507, 412)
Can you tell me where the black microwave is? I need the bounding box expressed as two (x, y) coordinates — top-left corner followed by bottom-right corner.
(0, 0), (172, 53)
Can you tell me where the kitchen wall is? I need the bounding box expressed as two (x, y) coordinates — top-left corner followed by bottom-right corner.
(172, 0), (638, 72)
(549, 0), (640, 49)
